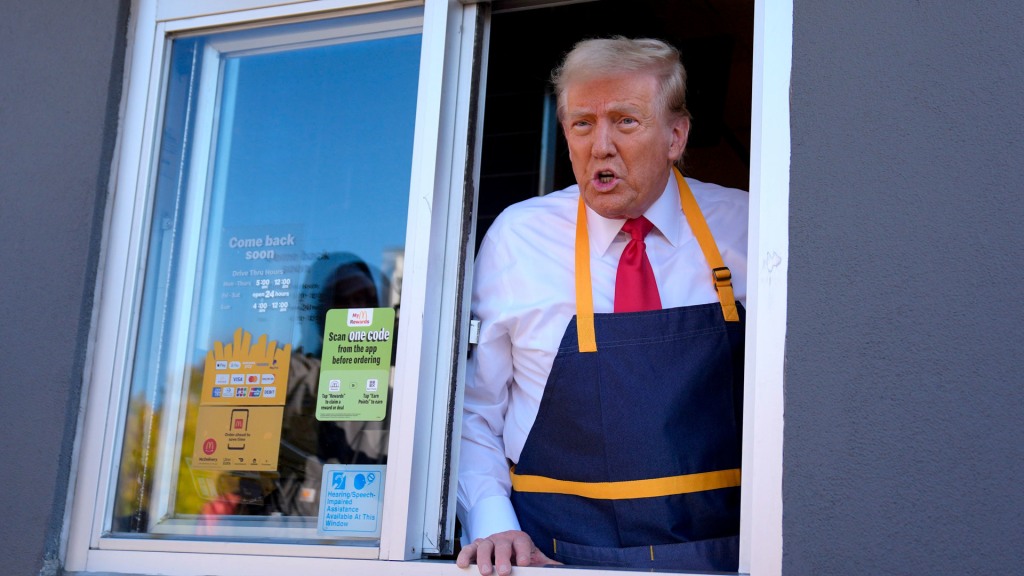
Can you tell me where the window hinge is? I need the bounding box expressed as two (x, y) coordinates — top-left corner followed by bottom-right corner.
(468, 319), (481, 345)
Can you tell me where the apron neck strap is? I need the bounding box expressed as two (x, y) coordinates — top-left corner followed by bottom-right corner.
(674, 168), (741, 325)
(574, 168), (740, 353)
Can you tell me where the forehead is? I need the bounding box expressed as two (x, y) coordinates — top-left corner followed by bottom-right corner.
(562, 71), (662, 116)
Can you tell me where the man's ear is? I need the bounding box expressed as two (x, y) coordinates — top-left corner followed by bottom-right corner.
(668, 116), (690, 162)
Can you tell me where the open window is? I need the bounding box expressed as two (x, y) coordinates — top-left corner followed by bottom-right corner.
(66, 0), (788, 574)
(461, 2), (787, 573)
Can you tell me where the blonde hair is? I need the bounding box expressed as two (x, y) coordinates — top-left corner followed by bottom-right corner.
(551, 36), (689, 122)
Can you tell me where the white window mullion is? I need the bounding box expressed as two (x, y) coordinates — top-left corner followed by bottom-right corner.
(739, 0), (791, 575)
(377, 0), (459, 561)
(417, 0), (487, 556)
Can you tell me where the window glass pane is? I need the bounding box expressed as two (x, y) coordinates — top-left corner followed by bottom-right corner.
(111, 10), (421, 544)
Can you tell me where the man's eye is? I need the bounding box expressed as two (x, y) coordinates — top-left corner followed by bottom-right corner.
(620, 117), (638, 126)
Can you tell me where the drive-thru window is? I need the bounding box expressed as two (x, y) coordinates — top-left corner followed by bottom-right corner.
(65, 1), (789, 574)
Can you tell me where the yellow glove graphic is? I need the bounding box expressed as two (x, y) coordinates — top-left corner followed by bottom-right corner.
(200, 328), (291, 406)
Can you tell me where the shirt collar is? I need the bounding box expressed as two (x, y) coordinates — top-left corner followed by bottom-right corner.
(586, 173), (683, 257)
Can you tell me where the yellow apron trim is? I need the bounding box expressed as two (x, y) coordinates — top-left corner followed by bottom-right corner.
(510, 466), (740, 500)
(673, 169), (740, 323)
(575, 197), (598, 352)
(574, 168), (740, 351)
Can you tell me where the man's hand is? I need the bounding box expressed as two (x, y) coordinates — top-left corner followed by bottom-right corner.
(456, 530), (559, 575)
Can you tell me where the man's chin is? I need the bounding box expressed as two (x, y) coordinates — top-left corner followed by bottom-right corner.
(587, 202), (633, 220)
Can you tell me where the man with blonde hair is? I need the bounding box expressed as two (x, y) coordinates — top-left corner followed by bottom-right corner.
(458, 36), (747, 574)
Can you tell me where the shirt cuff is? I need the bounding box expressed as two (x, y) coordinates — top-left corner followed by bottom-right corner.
(465, 494), (521, 542)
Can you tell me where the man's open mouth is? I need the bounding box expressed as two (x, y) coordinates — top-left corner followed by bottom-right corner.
(597, 170), (615, 183)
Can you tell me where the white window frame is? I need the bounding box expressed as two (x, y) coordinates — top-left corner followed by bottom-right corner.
(63, 0), (790, 574)
(737, 0), (790, 573)
(65, 0), (479, 571)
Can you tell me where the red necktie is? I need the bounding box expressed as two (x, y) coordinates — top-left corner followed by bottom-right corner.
(614, 217), (662, 312)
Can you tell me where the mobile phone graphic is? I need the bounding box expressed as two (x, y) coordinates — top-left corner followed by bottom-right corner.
(227, 409), (249, 450)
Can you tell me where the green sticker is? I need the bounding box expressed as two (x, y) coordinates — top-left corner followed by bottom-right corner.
(317, 308), (395, 422)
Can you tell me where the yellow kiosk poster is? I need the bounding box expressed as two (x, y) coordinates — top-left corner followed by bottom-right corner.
(192, 406), (284, 470)
(317, 308), (395, 422)
(192, 328), (291, 471)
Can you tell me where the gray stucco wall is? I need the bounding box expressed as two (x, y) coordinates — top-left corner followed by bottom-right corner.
(3, 0), (1023, 575)
(0, 2), (129, 574)
(787, 1), (1024, 575)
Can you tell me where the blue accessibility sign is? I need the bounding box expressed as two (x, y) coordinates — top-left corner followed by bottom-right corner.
(318, 464), (386, 537)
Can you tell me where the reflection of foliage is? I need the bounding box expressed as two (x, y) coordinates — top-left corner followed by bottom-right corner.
(113, 391), (161, 531)
(174, 365), (216, 515)
(113, 364), (215, 530)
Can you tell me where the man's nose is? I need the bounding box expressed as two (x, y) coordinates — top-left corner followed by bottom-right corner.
(591, 121), (616, 157)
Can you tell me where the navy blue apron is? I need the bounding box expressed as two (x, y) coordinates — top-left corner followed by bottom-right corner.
(510, 170), (744, 571)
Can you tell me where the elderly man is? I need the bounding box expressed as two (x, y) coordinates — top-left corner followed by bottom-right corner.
(457, 37), (748, 574)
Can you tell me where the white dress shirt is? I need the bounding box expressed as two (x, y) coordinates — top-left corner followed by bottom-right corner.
(457, 176), (749, 542)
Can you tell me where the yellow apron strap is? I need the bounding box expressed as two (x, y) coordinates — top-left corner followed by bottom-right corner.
(510, 465), (740, 500)
(575, 197), (598, 352)
(673, 168), (740, 323)
(574, 168), (739, 352)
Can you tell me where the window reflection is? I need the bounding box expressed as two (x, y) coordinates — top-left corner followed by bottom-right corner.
(111, 12), (420, 542)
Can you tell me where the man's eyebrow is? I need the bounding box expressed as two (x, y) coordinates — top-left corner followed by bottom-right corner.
(565, 102), (647, 119)
(564, 106), (595, 118)
(608, 101), (644, 114)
